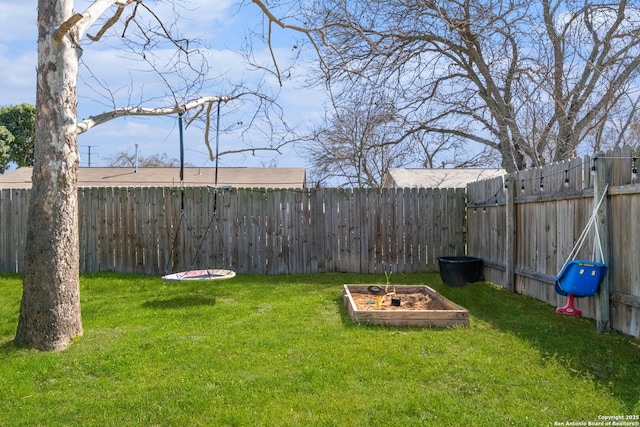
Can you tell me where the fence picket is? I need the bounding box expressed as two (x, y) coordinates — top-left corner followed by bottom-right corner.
(0, 186), (465, 276)
(467, 146), (640, 338)
(2, 161), (638, 337)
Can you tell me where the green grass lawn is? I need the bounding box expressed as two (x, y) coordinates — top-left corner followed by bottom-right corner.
(0, 272), (638, 426)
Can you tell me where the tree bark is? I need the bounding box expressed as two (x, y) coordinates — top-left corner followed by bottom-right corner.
(14, 0), (83, 351)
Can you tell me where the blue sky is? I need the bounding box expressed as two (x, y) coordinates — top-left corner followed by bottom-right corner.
(0, 0), (325, 169)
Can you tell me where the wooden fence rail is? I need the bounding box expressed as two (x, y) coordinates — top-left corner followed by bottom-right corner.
(467, 145), (640, 338)
(0, 187), (467, 276)
(6, 149), (636, 338)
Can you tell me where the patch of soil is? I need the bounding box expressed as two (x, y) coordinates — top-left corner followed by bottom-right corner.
(349, 291), (447, 311)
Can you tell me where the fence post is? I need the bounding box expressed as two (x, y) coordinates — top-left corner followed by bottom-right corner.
(594, 154), (612, 333)
(505, 175), (516, 292)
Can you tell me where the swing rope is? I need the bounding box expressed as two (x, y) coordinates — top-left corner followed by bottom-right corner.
(161, 102), (235, 281)
(189, 99), (227, 269)
(558, 184), (609, 274)
(164, 112), (187, 275)
(163, 101), (234, 277)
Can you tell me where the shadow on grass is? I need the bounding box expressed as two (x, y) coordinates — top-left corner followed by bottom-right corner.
(0, 339), (17, 354)
(436, 281), (640, 412)
(0, 338), (35, 356)
(335, 294), (356, 327)
(141, 295), (216, 310)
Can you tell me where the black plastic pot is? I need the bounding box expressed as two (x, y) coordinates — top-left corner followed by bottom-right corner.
(438, 256), (483, 287)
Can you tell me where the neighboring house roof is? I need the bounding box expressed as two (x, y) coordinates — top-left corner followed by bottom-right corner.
(0, 167), (306, 189)
(382, 168), (505, 189)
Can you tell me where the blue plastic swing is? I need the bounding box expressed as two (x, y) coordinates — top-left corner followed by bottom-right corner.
(554, 186), (609, 316)
(554, 260), (607, 297)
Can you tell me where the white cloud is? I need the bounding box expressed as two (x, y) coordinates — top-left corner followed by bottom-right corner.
(0, 47), (36, 105)
(0, 1), (37, 43)
(0, 2), (37, 105)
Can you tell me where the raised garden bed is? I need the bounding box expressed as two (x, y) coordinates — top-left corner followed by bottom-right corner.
(342, 284), (469, 328)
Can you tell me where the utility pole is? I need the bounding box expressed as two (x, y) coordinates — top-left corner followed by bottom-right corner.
(82, 145), (99, 167)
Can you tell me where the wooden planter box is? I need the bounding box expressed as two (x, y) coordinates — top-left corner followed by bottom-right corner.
(342, 284), (469, 328)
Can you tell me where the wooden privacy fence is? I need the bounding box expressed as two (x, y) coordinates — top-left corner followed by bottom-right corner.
(467, 145), (640, 338)
(0, 187), (467, 276)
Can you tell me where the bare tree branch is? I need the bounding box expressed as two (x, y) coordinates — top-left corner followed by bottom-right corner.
(250, 0), (326, 86)
(75, 95), (232, 134)
(294, 0), (640, 171)
(87, 4), (125, 41)
(53, 13), (84, 42)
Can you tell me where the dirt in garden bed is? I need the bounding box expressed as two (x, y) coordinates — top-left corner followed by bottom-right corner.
(349, 291), (447, 311)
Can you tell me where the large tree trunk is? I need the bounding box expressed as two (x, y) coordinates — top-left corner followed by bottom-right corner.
(14, 0), (82, 351)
